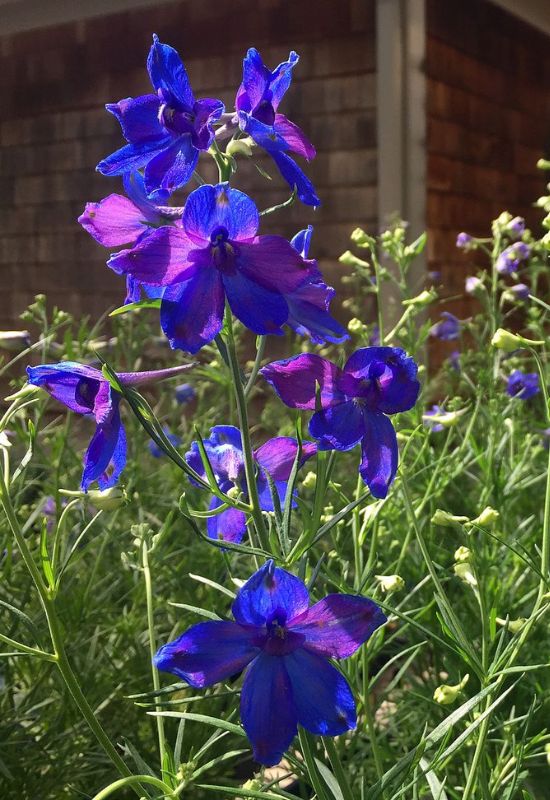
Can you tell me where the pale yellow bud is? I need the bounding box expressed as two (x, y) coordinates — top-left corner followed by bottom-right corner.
(433, 674), (469, 705)
(431, 509), (469, 527)
(496, 617), (528, 634)
(454, 546), (471, 563)
(454, 562), (477, 587)
(491, 328), (544, 351)
(302, 471), (317, 490)
(375, 574), (405, 593)
(468, 506), (500, 529)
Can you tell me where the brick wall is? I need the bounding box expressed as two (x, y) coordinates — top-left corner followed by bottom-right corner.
(0, 0), (376, 328)
(426, 0), (550, 325)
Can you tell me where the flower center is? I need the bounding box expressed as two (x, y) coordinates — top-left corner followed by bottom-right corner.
(75, 379), (99, 412)
(209, 227), (236, 273)
(253, 97), (275, 126)
(262, 610), (305, 656)
(159, 103), (196, 136)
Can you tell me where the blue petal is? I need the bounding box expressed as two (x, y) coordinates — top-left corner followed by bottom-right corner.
(344, 347), (420, 415)
(238, 48), (271, 112)
(185, 425), (244, 486)
(81, 405), (126, 490)
(160, 266), (225, 353)
(27, 363), (105, 417)
(240, 652), (297, 766)
(254, 437), (317, 481)
(290, 225), (313, 258)
(286, 280), (349, 345)
(183, 184), (259, 244)
(96, 136), (172, 176)
(154, 620), (260, 688)
(359, 412), (398, 499)
(207, 497), (248, 543)
(223, 270), (288, 335)
(234, 236), (316, 294)
(268, 150), (320, 207)
(284, 648), (356, 735)
(269, 51), (300, 109)
(147, 34), (194, 110)
(108, 226), (197, 286)
(105, 95), (163, 143)
(256, 472), (290, 512)
(144, 135), (198, 199)
(309, 400), (364, 451)
(232, 560), (310, 627)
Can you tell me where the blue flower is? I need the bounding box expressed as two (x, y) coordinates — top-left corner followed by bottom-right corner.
(506, 370), (540, 400)
(496, 242), (530, 275)
(235, 48), (319, 206)
(108, 183), (319, 353)
(27, 362), (192, 490)
(154, 560), (386, 765)
(429, 312), (460, 341)
(185, 426), (316, 543)
(97, 35), (224, 200)
(175, 383), (195, 404)
(260, 348), (420, 499)
(149, 427), (182, 457)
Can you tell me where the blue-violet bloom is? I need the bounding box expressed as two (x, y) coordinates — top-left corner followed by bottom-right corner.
(27, 362), (191, 489)
(154, 559), (386, 765)
(97, 35), (224, 199)
(456, 232), (473, 249)
(108, 183), (318, 353)
(186, 425), (316, 543)
(430, 312), (460, 341)
(175, 383), (195, 404)
(510, 283), (530, 301)
(235, 48), (319, 206)
(506, 370), (540, 400)
(260, 348), (420, 499)
(496, 242), (530, 275)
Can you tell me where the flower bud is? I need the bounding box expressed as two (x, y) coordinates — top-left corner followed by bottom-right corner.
(468, 506), (499, 528)
(545, 742), (550, 766)
(347, 317), (365, 334)
(465, 276), (484, 295)
(496, 617), (527, 634)
(0, 330), (31, 352)
(226, 137), (254, 158)
(456, 232), (473, 249)
(433, 674), (469, 705)
(422, 407), (467, 429)
(402, 288), (437, 307)
(537, 158), (550, 170)
(350, 227), (375, 248)
(375, 574), (405, 593)
(302, 471), (317, 490)
(431, 509), (469, 527)
(491, 328), (544, 351)
(454, 546), (471, 563)
(338, 250), (370, 270)
(60, 486), (128, 510)
(5, 384), (41, 403)
(226, 486), (241, 500)
(454, 562), (477, 587)
(0, 431), (11, 449)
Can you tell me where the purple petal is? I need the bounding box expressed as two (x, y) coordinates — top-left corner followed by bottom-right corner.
(144, 135), (198, 199)
(81, 405), (126, 490)
(290, 225), (313, 258)
(154, 620), (260, 688)
(147, 34), (194, 110)
(235, 236), (315, 294)
(207, 497), (248, 544)
(183, 184), (259, 245)
(160, 266), (225, 353)
(191, 98), (225, 150)
(27, 363), (107, 419)
(78, 194), (150, 247)
(116, 364), (194, 387)
(359, 412), (398, 499)
(254, 437), (317, 481)
(257, 473), (291, 512)
(344, 347), (420, 415)
(268, 150), (320, 207)
(240, 652), (297, 766)
(96, 136), (172, 176)
(223, 270), (288, 335)
(260, 353), (348, 410)
(237, 112), (288, 152)
(274, 114), (316, 160)
(286, 280), (349, 345)
(283, 648), (356, 736)
(290, 594), (386, 657)
(232, 560), (310, 627)
(108, 226), (198, 286)
(105, 94), (163, 143)
(269, 51), (300, 109)
(237, 48), (271, 113)
(309, 400), (365, 451)
(185, 425), (245, 486)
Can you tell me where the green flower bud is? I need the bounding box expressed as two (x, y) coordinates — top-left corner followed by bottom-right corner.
(302, 471), (317, 490)
(338, 250), (370, 270)
(454, 561), (477, 587)
(350, 227), (375, 248)
(468, 506), (499, 528)
(226, 486), (241, 500)
(433, 674), (469, 705)
(375, 574), (405, 593)
(431, 509), (469, 527)
(60, 486), (128, 511)
(491, 328), (544, 351)
(537, 158), (550, 170)
(347, 317), (365, 334)
(422, 408), (467, 428)
(226, 137), (254, 158)
(402, 288), (437, 307)
(496, 617), (528, 634)
(454, 546), (471, 563)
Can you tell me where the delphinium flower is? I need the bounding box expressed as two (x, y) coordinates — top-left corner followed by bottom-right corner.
(506, 216), (525, 239)
(286, 226), (348, 344)
(260, 347), (420, 498)
(429, 312), (460, 341)
(456, 232), (473, 249)
(27, 362), (191, 489)
(108, 182), (323, 353)
(79, 172), (180, 303)
(509, 283), (530, 301)
(186, 426), (316, 543)
(506, 370), (540, 400)
(154, 559), (386, 765)
(448, 350), (461, 373)
(97, 35), (224, 199)
(175, 383), (195, 404)
(465, 276), (483, 295)
(234, 48), (319, 206)
(496, 242), (530, 275)
(148, 427), (182, 457)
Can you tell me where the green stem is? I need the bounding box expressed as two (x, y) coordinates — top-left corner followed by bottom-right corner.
(225, 313), (270, 553)
(298, 729), (331, 800)
(91, 775), (174, 800)
(363, 649), (385, 783)
(244, 335), (266, 399)
(323, 736), (355, 800)
(0, 632), (55, 661)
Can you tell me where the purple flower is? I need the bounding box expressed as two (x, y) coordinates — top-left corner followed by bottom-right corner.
(456, 232), (473, 249)
(448, 350), (461, 373)
(154, 559), (386, 765)
(260, 348), (420, 499)
(79, 172), (178, 303)
(510, 283), (530, 301)
(149, 427), (182, 457)
(507, 216), (525, 238)
(423, 405), (444, 432)
(108, 183), (318, 353)
(175, 383), (195, 404)
(429, 312), (460, 341)
(235, 48), (319, 206)
(496, 242), (530, 275)
(185, 426), (316, 543)
(286, 226), (348, 345)
(27, 362), (191, 490)
(465, 276), (482, 295)
(97, 35), (224, 200)
(506, 370), (540, 400)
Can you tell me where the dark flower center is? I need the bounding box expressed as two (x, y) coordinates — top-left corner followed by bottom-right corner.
(159, 104), (196, 137)
(209, 226), (236, 273)
(253, 97), (276, 127)
(75, 378), (99, 412)
(262, 609), (304, 656)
